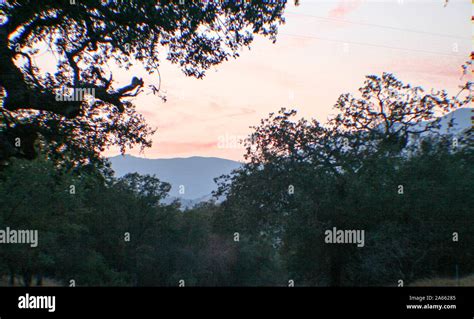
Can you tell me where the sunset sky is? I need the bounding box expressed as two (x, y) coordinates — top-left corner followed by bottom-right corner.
(37, 0), (473, 161)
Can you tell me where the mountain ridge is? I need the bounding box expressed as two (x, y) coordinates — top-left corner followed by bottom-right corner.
(109, 107), (472, 208)
(108, 154), (242, 204)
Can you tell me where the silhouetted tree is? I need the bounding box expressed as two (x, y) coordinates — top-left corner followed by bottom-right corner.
(0, 0), (287, 166)
(215, 73), (473, 286)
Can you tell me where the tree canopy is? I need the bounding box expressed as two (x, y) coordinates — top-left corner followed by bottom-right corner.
(214, 73), (473, 286)
(0, 0), (287, 167)
(0, 73), (472, 287)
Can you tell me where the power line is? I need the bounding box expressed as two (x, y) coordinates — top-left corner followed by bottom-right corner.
(286, 12), (471, 40)
(279, 32), (466, 57)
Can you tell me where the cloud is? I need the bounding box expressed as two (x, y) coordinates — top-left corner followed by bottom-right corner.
(226, 107), (256, 118)
(386, 56), (468, 79)
(203, 101), (256, 120)
(208, 101), (221, 112)
(155, 141), (217, 154)
(329, 0), (363, 19)
(103, 140), (218, 159)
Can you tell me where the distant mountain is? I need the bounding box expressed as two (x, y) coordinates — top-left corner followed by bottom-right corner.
(419, 107), (472, 136)
(373, 107), (472, 136)
(402, 107), (472, 148)
(108, 155), (242, 204)
(109, 108), (472, 208)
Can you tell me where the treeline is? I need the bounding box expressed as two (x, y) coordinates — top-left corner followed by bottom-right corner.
(214, 123), (474, 286)
(212, 74), (474, 286)
(0, 159), (282, 286)
(0, 73), (472, 286)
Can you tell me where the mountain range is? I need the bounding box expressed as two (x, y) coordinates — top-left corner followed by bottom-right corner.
(109, 155), (242, 207)
(109, 107), (472, 207)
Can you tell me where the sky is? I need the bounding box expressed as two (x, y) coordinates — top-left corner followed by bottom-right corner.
(34, 0), (474, 161)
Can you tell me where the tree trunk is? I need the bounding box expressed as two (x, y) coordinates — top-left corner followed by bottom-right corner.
(9, 271), (15, 286)
(329, 253), (342, 287)
(36, 274), (43, 286)
(22, 272), (32, 287)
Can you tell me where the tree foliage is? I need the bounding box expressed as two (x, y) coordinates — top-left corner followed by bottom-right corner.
(1, 73), (472, 287)
(215, 73), (473, 286)
(0, 0), (287, 167)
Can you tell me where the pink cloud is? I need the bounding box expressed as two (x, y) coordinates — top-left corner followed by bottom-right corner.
(329, 0), (363, 19)
(104, 140), (218, 159)
(155, 141), (217, 154)
(224, 107), (256, 118)
(386, 56), (469, 80)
